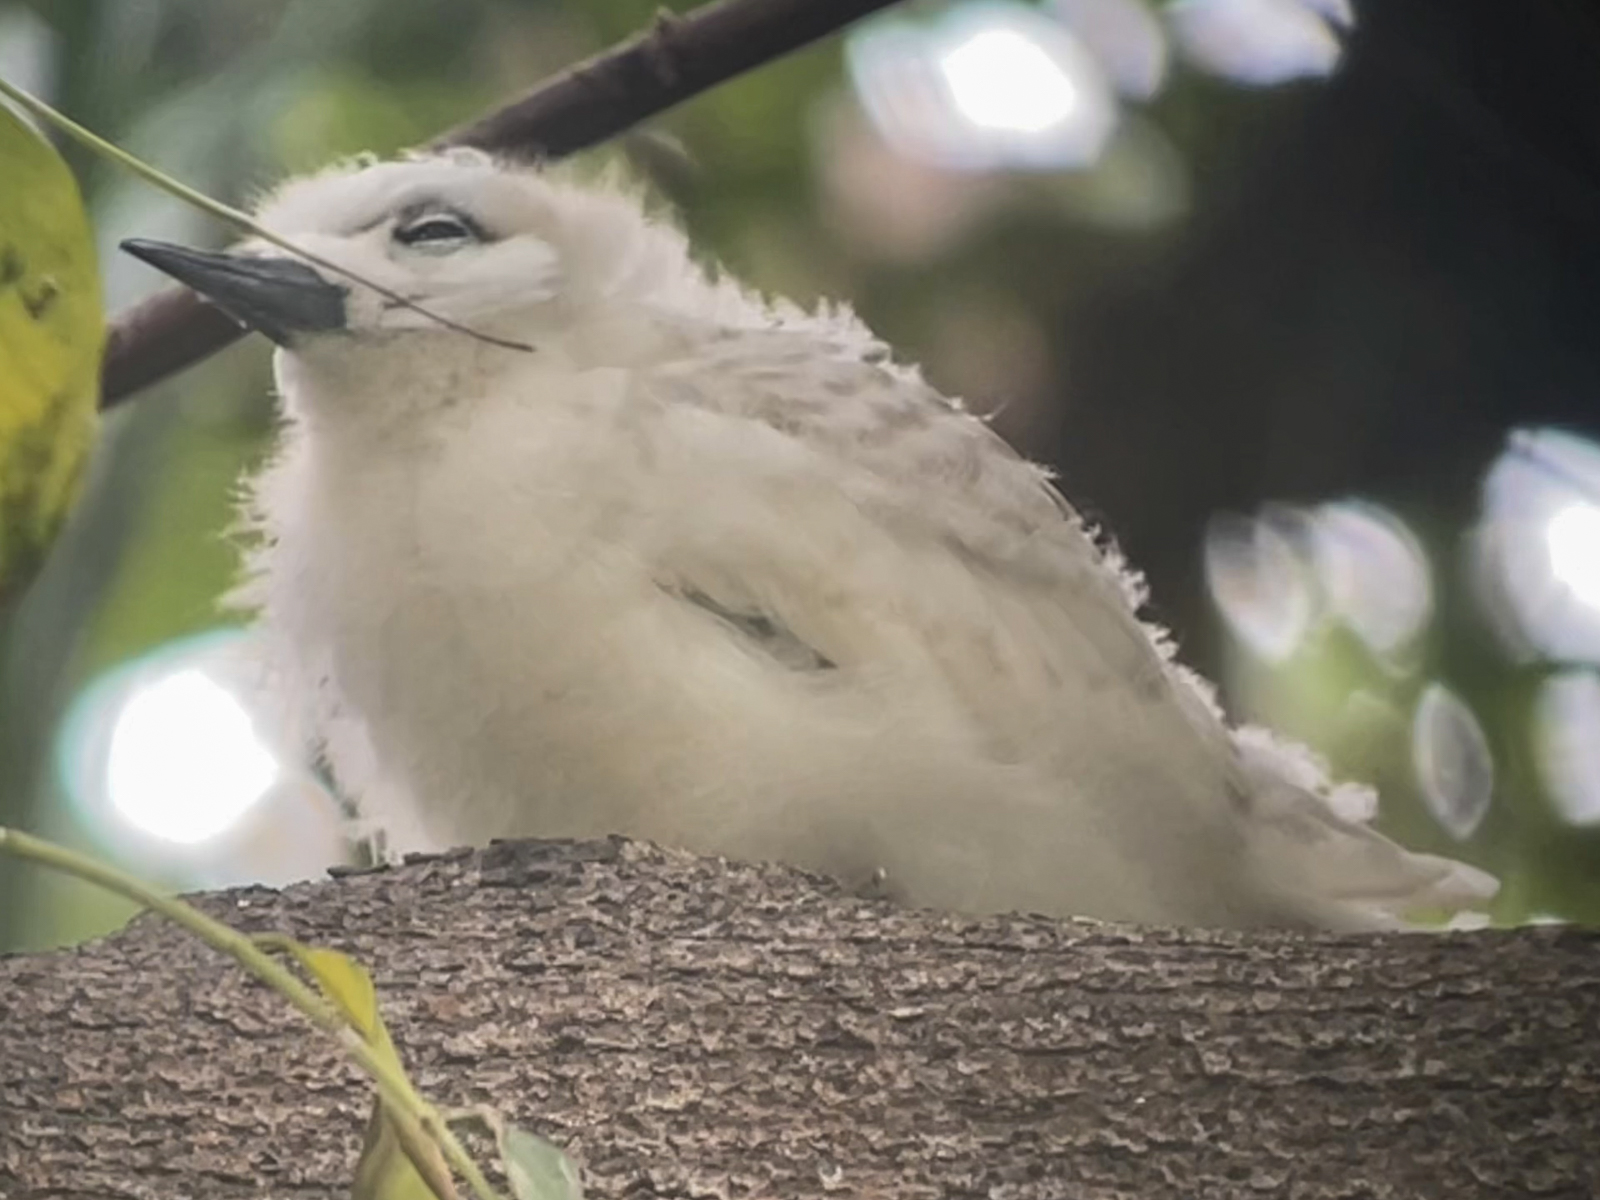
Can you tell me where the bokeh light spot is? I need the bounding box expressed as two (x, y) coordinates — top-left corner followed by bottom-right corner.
(1474, 427), (1600, 663)
(1204, 510), (1314, 662)
(940, 28), (1079, 134)
(1535, 671), (1600, 827)
(1049, 0), (1168, 99)
(1309, 500), (1432, 656)
(848, 3), (1117, 171)
(106, 668), (280, 845)
(1412, 683), (1494, 841)
(1168, 0), (1343, 86)
(1545, 502), (1600, 611)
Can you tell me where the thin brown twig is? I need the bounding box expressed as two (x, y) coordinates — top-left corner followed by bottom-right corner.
(99, 0), (904, 408)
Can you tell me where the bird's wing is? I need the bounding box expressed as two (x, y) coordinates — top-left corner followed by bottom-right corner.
(652, 323), (1105, 583)
(633, 320), (1496, 927)
(639, 319), (1181, 711)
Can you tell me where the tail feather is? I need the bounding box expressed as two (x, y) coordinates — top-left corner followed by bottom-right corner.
(1233, 726), (1499, 930)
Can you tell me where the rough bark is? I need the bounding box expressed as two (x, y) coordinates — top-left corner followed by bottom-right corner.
(2, 837), (1597, 1200)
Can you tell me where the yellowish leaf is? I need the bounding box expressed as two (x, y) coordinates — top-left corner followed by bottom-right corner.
(273, 941), (460, 1200)
(283, 941), (386, 1044)
(0, 102), (101, 599)
(353, 1099), (461, 1200)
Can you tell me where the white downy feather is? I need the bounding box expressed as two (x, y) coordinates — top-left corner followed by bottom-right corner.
(220, 152), (1494, 928)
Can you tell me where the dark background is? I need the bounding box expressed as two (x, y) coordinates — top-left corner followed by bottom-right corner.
(1062, 0), (1600, 664)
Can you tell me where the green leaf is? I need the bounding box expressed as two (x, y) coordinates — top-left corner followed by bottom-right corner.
(274, 941), (462, 1200)
(0, 101), (102, 600)
(499, 1125), (583, 1200)
(353, 1100), (461, 1200)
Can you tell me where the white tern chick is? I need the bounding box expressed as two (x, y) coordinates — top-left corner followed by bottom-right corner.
(123, 151), (1495, 929)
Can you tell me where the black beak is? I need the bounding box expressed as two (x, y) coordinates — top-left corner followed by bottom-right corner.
(121, 239), (348, 346)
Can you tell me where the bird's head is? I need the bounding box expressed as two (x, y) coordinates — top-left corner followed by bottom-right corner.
(122, 151), (713, 411)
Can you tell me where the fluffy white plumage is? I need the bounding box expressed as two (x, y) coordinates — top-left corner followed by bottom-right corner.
(227, 151), (1492, 929)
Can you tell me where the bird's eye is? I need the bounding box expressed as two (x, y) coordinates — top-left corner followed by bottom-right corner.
(393, 212), (480, 250)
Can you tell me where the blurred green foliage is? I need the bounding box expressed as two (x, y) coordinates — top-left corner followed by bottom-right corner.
(3, 0), (1594, 949)
(3, 0), (900, 949)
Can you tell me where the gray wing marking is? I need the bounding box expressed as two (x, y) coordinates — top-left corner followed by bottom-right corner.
(661, 583), (837, 672)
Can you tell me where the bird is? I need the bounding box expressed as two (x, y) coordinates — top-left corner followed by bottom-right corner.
(122, 149), (1496, 930)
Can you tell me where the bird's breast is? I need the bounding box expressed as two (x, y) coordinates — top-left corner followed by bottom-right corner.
(256, 367), (1268, 923)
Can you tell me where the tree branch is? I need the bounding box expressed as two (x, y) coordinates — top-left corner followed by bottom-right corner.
(98, 0), (904, 407)
(3, 839), (1597, 1199)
